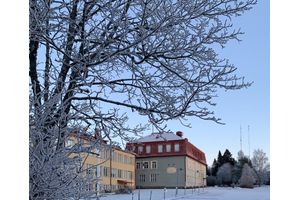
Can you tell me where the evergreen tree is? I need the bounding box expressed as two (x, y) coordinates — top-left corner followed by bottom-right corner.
(222, 149), (236, 166)
(217, 150), (223, 165)
(211, 159), (218, 176)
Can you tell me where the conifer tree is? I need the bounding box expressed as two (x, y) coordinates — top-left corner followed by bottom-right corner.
(217, 150), (223, 166)
(211, 159), (218, 176)
(222, 149), (236, 166)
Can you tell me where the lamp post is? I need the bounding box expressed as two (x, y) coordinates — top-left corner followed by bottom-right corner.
(176, 167), (183, 196)
(202, 175), (207, 192)
(194, 170), (199, 193)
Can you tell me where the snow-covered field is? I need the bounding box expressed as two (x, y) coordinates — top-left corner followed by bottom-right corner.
(96, 186), (270, 200)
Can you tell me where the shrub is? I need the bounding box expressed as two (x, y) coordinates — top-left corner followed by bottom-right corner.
(239, 163), (255, 188)
(207, 176), (217, 186)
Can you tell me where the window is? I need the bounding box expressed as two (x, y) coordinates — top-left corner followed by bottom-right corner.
(103, 167), (109, 177)
(111, 168), (117, 178)
(138, 146), (143, 154)
(151, 161), (157, 169)
(118, 154), (123, 163)
(146, 145), (151, 153)
(129, 171), (133, 179)
(150, 174), (157, 182)
(129, 157), (133, 164)
(174, 143), (180, 152)
(143, 161), (149, 169)
(112, 152), (115, 161)
(123, 171), (128, 179)
(166, 144), (171, 152)
(139, 174), (146, 182)
(158, 144), (163, 153)
(104, 149), (110, 159)
(136, 162), (141, 169)
(118, 169), (122, 178)
(96, 166), (101, 177)
(124, 155), (128, 164)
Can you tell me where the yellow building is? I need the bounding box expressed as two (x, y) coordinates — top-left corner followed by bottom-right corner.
(66, 132), (136, 193)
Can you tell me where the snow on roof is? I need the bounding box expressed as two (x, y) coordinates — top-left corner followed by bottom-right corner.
(134, 132), (184, 143)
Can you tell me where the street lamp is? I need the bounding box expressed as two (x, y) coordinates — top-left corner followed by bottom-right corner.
(176, 167), (183, 196)
(202, 175), (207, 192)
(194, 170), (199, 192)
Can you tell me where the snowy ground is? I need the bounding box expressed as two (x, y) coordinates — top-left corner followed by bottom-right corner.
(96, 186), (270, 200)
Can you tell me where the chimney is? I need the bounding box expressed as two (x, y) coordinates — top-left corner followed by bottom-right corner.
(176, 131), (183, 137)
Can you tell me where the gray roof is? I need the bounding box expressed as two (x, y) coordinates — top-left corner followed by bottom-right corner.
(134, 132), (184, 143)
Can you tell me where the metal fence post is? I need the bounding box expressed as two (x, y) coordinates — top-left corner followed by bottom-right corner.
(149, 190), (152, 200)
(132, 191), (134, 200)
(164, 187), (166, 200)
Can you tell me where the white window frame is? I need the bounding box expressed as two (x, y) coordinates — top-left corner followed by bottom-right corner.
(146, 145), (151, 153)
(136, 162), (141, 169)
(174, 143), (180, 152)
(143, 161), (149, 169)
(151, 161), (157, 169)
(158, 144), (163, 153)
(166, 144), (171, 152)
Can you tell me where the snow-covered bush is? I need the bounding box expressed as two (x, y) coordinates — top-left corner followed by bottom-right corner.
(217, 163), (233, 186)
(239, 164), (255, 188)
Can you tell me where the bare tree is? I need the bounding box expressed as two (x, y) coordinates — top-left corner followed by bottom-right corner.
(252, 149), (269, 186)
(29, 0), (257, 199)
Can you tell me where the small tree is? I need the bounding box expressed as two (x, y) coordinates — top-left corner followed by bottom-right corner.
(239, 163), (255, 188)
(217, 163), (233, 186)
